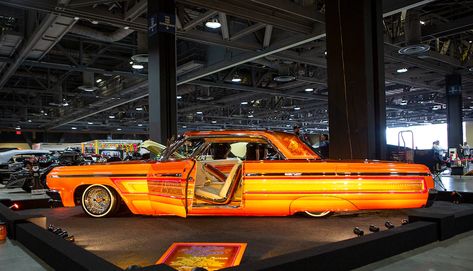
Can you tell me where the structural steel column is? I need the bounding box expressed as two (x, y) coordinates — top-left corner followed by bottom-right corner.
(148, 0), (177, 144)
(446, 74), (462, 149)
(325, 0), (386, 160)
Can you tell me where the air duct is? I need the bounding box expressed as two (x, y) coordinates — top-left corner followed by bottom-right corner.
(69, 24), (134, 43)
(78, 72), (98, 92)
(398, 10), (430, 55)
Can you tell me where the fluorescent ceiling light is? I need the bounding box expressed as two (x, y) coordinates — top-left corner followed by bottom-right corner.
(196, 111), (203, 114)
(177, 96), (182, 99)
(71, 127), (77, 130)
(138, 123), (143, 127)
(91, 20), (99, 25)
(294, 107), (301, 110)
(305, 88), (314, 92)
(248, 115), (254, 118)
(182, 125), (187, 128)
(87, 122), (93, 125)
(109, 115), (115, 119)
(124, 26), (130, 30)
(15, 127), (21, 130)
(241, 101), (248, 105)
(136, 107), (143, 111)
(96, 78), (102, 83)
(419, 20), (425, 25)
(116, 128), (122, 131)
(132, 64), (144, 70)
(27, 120), (32, 123)
(211, 120), (217, 124)
(396, 68), (408, 73)
(205, 18), (221, 29)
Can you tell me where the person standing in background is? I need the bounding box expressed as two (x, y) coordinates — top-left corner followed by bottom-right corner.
(319, 134), (330, 158)
(460, 142), (470, 166)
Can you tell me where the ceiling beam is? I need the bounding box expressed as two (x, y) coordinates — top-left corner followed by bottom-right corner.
(248, 0), (325, 23)
(182, 10), (217, 31)
(177, 0), (316, 34)
(230, 23), (266, 41)
(189, 80), (327, 100)
(177, 26), (326, 85)
(382, 0), (438, 17)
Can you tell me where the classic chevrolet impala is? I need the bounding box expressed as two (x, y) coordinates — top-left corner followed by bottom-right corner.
(47, 130), (436, 218)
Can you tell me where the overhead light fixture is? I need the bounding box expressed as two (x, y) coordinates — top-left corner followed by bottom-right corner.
(182, 125), (187, 128)
(273, 75), (296, 82)
(87, 122), (93, 125)
(78, 86), (98, 92)
(96, 78), (102, 83)
(205, 18), (221, 29)
(232, 74), (242, 83)
(109, 115), (115, 119)
(116, 128), (122, 131)
(73, 17), (80, 20)
(211, 120), (217, 124)
(91, 20), (99, 25)
(136, 107), (143, 111)
(294, 107), (301, 110)
(396, 68), (408, 73)
(132, 63), (144, 70)
(71, 127), (77, 130)
(15, 127), (21, 130)
(196, 111), (203, 115)
(27, 120), (32, 123)
(129, 61), (133, 65)
(248, 114), (254, 118)
(44, 113), (48, 116)
(241, 101), (248, 105)
(324, 51), (327, 56)
(400, 100), (408, 105)
(62, 102), (69, 107)
(305, 88), (314, 92)
(398, 44), (430, 55)
(419, 20), (426, 25)
(138, 123), (143, 127)
(124, 26), (130, 30)
(177, 95), (182, 99)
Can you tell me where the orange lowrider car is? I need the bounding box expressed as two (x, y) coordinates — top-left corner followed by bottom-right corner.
(47, 130), (436, 218)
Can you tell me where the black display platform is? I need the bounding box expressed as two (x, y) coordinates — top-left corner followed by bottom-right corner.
(2, 193), (473, 271)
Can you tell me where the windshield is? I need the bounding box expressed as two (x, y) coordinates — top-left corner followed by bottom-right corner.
(162, 138), (205, 161)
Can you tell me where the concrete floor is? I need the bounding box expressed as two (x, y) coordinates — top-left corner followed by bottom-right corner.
(18, 207), (408, 269)
(0, 239), (52, 271)
(355, 230), (473, 271)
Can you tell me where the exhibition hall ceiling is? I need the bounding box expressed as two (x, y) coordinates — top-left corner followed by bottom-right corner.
(0, 0), (472, 134)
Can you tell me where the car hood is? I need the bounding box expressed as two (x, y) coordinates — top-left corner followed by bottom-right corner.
(140, 140), (166, 156)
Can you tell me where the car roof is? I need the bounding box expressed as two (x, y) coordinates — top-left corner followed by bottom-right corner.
(183, 130), (319, 160)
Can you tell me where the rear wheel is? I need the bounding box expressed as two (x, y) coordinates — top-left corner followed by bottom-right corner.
(81, 185), (119, 217)
(304, 210), (333, 218)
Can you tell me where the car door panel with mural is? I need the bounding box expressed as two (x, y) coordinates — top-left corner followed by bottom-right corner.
(147, 160), (194, 217)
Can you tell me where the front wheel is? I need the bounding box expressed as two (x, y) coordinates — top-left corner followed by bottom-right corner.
(81, 185), (119, 218)
(304, 210), (333, 218)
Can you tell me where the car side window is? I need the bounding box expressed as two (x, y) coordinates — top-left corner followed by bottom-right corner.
(196, 140), (283, 161)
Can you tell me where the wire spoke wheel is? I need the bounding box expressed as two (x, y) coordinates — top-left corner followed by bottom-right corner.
(82, 185), (118, 217)
(304, 210), (332, 218)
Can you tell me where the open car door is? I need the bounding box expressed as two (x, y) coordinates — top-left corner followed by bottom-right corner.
(147, 160), (195, 217)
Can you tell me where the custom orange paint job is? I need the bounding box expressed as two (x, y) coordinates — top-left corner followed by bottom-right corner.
(47, 130), (435, 217)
